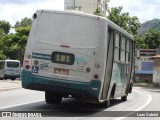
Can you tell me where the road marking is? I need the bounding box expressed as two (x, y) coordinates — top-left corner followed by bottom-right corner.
(0, 100), (44, 110)
(134, 91), (152, 111)
(0, 90), (152, 120)
(114, 90), (152, 120)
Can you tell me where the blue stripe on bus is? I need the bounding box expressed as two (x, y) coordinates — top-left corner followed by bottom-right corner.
(22, 70), (100, 98)
(32, 53), (51, 60)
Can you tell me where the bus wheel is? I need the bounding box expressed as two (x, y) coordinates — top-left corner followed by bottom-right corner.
(121, 95), (127, 101)
(129, 84), (133, 93)
(45, 91), (62, 104)
(45, 92), (53, 104)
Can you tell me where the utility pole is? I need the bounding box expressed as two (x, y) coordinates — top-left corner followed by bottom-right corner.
(73, 0), (75, 10)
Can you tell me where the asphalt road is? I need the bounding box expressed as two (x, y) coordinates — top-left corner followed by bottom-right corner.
(0, 87), (160, 120)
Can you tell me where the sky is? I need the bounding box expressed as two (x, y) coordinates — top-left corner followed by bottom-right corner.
(108, 0), (160, 23)
(0, 0), (64, 26)
(0, 0), (160, 27)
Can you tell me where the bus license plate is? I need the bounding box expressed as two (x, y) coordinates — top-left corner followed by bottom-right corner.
(54, 68), (69, 75)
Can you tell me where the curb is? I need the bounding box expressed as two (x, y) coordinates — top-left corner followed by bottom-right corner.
(0, 87), (22, 92)
(0, 80), (22, 92)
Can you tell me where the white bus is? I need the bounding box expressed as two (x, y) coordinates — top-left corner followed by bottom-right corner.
(0, 60), (21, 80)
(22, 10), (134, 107)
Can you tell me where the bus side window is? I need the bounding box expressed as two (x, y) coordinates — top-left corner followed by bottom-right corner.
(120, 37), (126, 62)
(114, 32), (120, 61)
(126, 40), (130, 62)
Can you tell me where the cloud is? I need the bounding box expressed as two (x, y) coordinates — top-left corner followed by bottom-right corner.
(0, 0), (159, 26)
(108, 0), (160, 23)
(0, 0), (46, 4)
(0, 0), (64, 26)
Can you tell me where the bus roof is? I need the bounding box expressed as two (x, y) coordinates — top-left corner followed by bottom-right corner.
(0, 60), (20, 62)
(105, 18), (134, 40)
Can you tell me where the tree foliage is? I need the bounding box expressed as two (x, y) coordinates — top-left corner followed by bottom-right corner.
(14, 17), (32, 28)
(135, 29), (160, 49)
(0, 20), (11, 34)
(143, 29), (160, 49)
(0, 34), (19, 59)
(94, 8), (102, 16)
(0, 17), (31, 62)
(107, 6), (141, 35)
(16, 26), (30, 37)
(134, 35), (148, 49)
(0, 28), (5, 39)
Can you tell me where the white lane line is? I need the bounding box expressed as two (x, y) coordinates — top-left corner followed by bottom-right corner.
(0, 100), (44, 110)
(114, 90), (152, 120)
(134, 91), (152, 111)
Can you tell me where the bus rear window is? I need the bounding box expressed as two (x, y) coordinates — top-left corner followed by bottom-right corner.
(7, 62), (19, 68)
(35, 13), (99, 46)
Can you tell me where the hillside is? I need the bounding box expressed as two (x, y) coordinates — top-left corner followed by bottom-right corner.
(138, 19), (160, 35)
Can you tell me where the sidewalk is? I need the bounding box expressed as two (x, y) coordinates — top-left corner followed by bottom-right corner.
(0, 80), (22, 92)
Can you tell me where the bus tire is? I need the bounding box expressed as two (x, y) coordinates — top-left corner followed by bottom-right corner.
(121, 95), (127, 101)
(52, 95), (62, 104)
(45, 92), (53, 104)
(129, 84), (133, 93)
(45, 91), (62, 104)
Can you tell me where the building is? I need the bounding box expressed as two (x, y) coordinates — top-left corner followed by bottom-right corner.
(135, 49), (156, 61)
(151, 55), (160, 86)
(135, 49), (156, 82)
(64, 0), (109, 16)
(64, 0), (75, 10)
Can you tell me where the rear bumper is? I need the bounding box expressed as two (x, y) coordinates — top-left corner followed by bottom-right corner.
(4, 74), (20, 78)
(22, 70), (101, 102)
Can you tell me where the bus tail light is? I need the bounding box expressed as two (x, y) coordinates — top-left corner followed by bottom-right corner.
(93, 63), (101, 80)
(94, 74), (99, 79)
(23, 53), (31, 71)
(25, 65), (30, 70)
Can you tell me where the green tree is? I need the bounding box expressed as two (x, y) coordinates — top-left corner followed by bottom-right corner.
(14, 17), (32, 28)
(0, 18), (30, 61)
(15, 26), (30, 63)
(0, 20), (11, 34)
(0, 51), (5, 60)
(18, 35), (28, 63)
(0, 28), (5, 39)
(94, 8), (102, 16)
(134, 29), (160, 49)
(0, 34), (19, 59)
(143, 29), (160, 49)
(134, 35), (148, 49)
(16, 26), (30, 37)
(107, 6), (141, 35)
